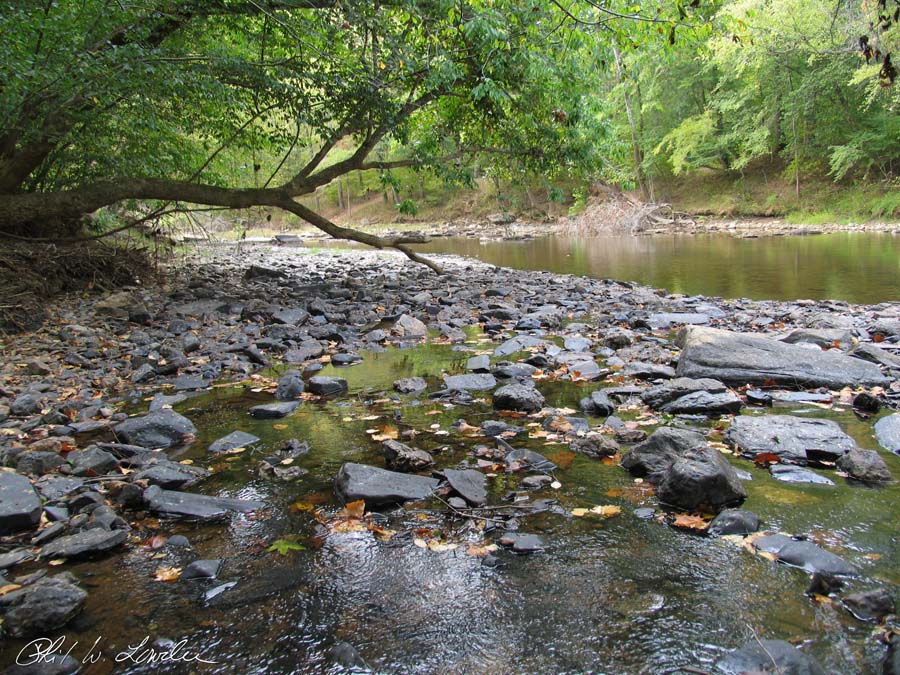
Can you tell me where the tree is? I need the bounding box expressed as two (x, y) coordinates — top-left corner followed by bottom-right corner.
(0, 0), (601, 268)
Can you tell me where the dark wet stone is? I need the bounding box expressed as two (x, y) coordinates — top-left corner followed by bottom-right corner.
(676, 326), (889, 388)
(753, 534), (858, 576)
(308, 376), (348, 396)
(0, 576), (87, 638)
(11, 394), (41, 417)
(466, 354), (491, 372)
(622, 427), (706, 481)
(875, 413), (900, 454)
(481, 420), (526, 437)
(851, 391), (882, 413)
(493, 383), (544, 412)
(381, 439), (434, 472)
(0, 472), (42, 535)
(444, 373), (497, 391)
(34, 476), (84, 502)
(656, 446), (746, 512)
(494, 335), (550, 357)
(209, 430), (261, 454)
(850, 343), (900, 368)
(659, 390), (742, 415)
(173, 375), (208, 391)
(182, 559), (223, 580)
(836, 448), (892, 483)
(841, 588), (895, 622)
(781, 328), (855, 349)
(498, 532), (545, 553)
(542, 415), (590, 434)
(284, 342), (325, 363)
(641, 377), (726, 409)
(717, 639), (826, 675)
(67, 446), (118, 476)
(623, 362), (676, 380)
(580, 389), (617, 416)
(770, 464), (834, 485)
(505, 448), (557, 472)
(707, 509), (760, 536)
(0, 549), (33, 570)
(275, 369), (305, 400)
(149, 392), (188, 412)
(745, 389), (772, 406)
(885, 635), (900, 675)
(328, 642), (368, 669)
(41, 528), (128, 559)
(133, 460), (210, 489)
(143, 485), (266, 518)
(442, 468), (487, 506)
(569, 435), (619, 459)
(492, 362), (538, 379)
(394, 377), (428, 394)
(249, 401), (299, 419)
(634, 507), (656, 519)
(725, 414), (857, 464)
(331, 353), (360, 366)
(16, 450), (68, 476)
(271, 307), (308, 326)
(115, 409), (197, 449)
(334, 462), (440, 507)
(167, 535), (192, 548)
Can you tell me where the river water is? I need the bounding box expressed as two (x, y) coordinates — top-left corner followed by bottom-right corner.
(413, 232), (900, 304)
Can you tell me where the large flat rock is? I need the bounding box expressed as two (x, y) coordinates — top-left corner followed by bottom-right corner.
(334, 463), (440, 506)
(0, 472), (42, 535)
(725, 415), (857, 464)
(753, 533), (857, 576)
(676, 326), (890, 388)
(143, 485), (266, 518)
(40, 528), (128, 559)
(875, 413), (900, 454)
(114, 409), (197, 449)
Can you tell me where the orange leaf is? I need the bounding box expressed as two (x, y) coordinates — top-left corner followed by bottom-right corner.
(154, 566), (182, 582)
(339, 500), (366, 519)
(753, 452), (781, 467)
(671, 513), (710, 532)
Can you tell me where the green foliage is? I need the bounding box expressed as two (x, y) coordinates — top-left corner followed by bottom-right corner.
(396, 198), (418, 216)
(266, 537), (306, 555)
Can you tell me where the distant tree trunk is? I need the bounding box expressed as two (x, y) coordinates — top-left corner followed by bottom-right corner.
(613, 45), (651, 203)
(336, 179), (344, 210)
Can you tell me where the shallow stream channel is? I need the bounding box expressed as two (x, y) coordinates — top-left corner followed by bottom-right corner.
(1, 245), (899, 675)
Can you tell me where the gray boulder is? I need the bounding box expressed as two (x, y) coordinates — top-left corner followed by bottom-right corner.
(724, 415), (857, 464)
(875, 413), (900, 454)
(393, 314), (428, 338)
(442, 468), (487, 506)
(394, 377), (428, 394)
(622, 427), (707, 481)
(708, 509), (760, 536)
(334, 462), (440, 506)
(717, 639), (826, 675)
(836, 447), (892, 483)
(133, 460), (210, 489)
(0, 472), (42, 535)
(208, 430), (261, 454)
(249, 401), (299, 419)
(143, 485), (266, 518)
(658, 390), (742, 415)
(307, 376), (348, 396)
(580, 389), (617, 416)
(381, 439), (434, 472)
(275, 369), (305, 400)
(493, 383), (545, 412)
(0, 576), (87, 638)
(656, 446), (747, 512)
(676, 326), (889, 388)
(842, 588), (895, 622)
(41, 528), (128, 559)
(114, 409), (197, 449)
(753, 534), (858, 576)
(641, 377), (727, 409)
(444, 373), (497, 391)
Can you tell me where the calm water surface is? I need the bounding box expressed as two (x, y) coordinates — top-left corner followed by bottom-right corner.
(414, 233), (900, 303)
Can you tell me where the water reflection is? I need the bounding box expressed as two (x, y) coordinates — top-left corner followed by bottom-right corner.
(410, 233), (900, 303)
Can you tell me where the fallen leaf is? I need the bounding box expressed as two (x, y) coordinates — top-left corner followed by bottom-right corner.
(154, 566), (182, 582)
(273, 424), (288, 430)
(0, 584), (22, 596)
(466, 543), (499, 557)
(369, 424), (399, 442)
(671, 513), (710, 532)
(753, 452), (781, 467)
(266, 538), (306, 555)
(339, 500), (366, 519)
(591, 504), (622, 518)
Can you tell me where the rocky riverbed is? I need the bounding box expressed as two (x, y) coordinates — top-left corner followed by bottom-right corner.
(1, 246), (899, 674)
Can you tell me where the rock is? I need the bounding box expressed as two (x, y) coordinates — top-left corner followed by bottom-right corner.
(11, 393), (41, 416)
(41, 528), (128, 559)
(271, 307), (308, 326)
(841, 588), (895, 622)
(781, 328), (855, 349)
(494, 335), (550, 358)
(659, 390), (742, 415)
(580, 389), (617, 416)
(284, 342), (325, 363)
(708, 509), (760, 536)
(885, 635), (900, 675)
(33, 476), (83, 502)
(770, 464), (834, 485)
(307, 376), (348, 396)
(249, 401), (299, 419)
(717, 639), (826, 675)
(442, 468), (487, 505)
(0, 472), (42, 535)
(875, 414), (900, 454)
(836, 448), (892, 483)
(133, 460), (210, 489)
(67, 446), (119, 476)
(0, 576), (87, 638)
(852, 391), (882, 412)
(622, 427), (707, 482)
(676, 326), (889, 388)
(567, 359), (605, 381)
(143, 485), (266, 518)
(481, 420), (526, 437)
(542, 415), (589, 434)
(394, 377), (428, 394)
(850, 343), (900, 368)
(564, 336), (593, 352)
(114, 409), (197, 449)
(724, 415), (857, 464)
(656, 446), (747, 512)
(623, 362), (677, 380)
(0, 549), (33, 569)
(209, 430), (261, 454)
(569, 435), (620, 459)
(334, 462), (440, 506)
(493, 362), (539, 379)
(16, 451), (68, 476)
(646, 312), (709, 329)
(444, 373), (497, 391)
(753, 534), (858, 576)
(3, 652), (81, 674)
(149, 392), (188, 411)
(328, 642), (368, 670)
(275, 370), (305, 400)
(381, 439), (434, 472)
(393, 313), (428, 338)
(505, 448), (557, 472)
(521, 475), (553, 488)
(641, 377), (727, 409)
(493, 383), (544, 412)
(466, 354), (491, 372)
(498, 532), (545, 553)
(181, 559), (223, 580)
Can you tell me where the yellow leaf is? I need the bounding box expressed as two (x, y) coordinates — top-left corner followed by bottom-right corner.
(571, 508), (589, 517)
(273, 424), (288, 430)
(154, 566), (182, 582)
(369, 424), (399, 442)
(47, 559), (66, 566)
(0, 584), (22, 596)
(291, 501), (316, 512)
(591, 505), (622, 518)
(671, 513), (710, 532)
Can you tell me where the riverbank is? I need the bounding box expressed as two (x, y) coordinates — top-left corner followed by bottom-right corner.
(1, 246), (899, 674)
